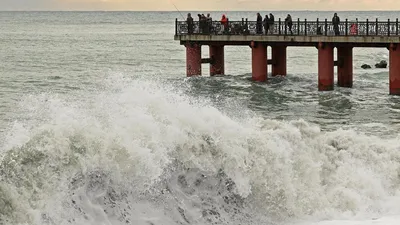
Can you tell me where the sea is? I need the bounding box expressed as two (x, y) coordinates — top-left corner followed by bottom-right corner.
(1, 11), (400, 225)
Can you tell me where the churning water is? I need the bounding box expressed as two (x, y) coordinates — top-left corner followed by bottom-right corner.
(1, 11), (400, 225)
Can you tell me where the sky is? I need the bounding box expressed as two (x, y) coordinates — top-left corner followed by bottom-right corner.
(0, 0), (399, 11)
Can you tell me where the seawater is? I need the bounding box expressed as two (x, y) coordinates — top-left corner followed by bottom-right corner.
(0, 11), (400, 225)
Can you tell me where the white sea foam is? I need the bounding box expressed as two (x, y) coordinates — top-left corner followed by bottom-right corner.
(1, 76), (400, 225)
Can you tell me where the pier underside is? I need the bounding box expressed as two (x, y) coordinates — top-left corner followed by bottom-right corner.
(179, 35), (400, 95)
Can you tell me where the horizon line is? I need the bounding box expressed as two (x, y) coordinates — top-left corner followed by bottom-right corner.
(1, 10), (400, 12)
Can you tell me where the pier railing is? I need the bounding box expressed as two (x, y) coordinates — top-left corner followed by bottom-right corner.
(175, 18), (400, 36)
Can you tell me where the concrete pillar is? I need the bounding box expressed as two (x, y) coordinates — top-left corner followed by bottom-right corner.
(337, 47), (353, 88)
(318, 43), (334, 91)
(251, 42), (268, 82)
(209, 45), (225, 76)
(389, 43), (400, 95)
(186, 43), (201, 76)
(272, 46), (287, 76)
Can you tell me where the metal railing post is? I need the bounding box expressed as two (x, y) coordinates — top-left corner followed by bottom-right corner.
(279, 18), (281, 35)
(366, 19), (369, 36)
(324, 18), (328, 36)
(246, 18), (248, 34)
(297, 18), (300, 35)
(284, 18), (287, 35)
(305, 19), (307, 35)
(241, 18), (244, 35)
(175, 18), (178, 35)
(316, 18), (319, 35)
(397, 18), (399, 35)
(356, 18), (359, 35)
(388, 19), (391, 36)
(376, 18), (378, 35)
(345, 19), (348, 36)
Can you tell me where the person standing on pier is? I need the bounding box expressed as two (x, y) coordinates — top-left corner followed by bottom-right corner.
(186, 13), (194, 34)
(269, 13), (275, 34)
(221, 14), (229, 34)
(285, 14), (293, 35)
(207, 13), (212, 22)
(263, 14), (270, 35)
(207, 13), (213, 34)
(256, 13), (263, 34)
(197, 14), (203, 33)
(201, 14), (209, 34)
(332, 13), (341, 36)
(197, 14), (207, 34)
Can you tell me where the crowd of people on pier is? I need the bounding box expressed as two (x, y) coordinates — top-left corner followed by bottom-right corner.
(186, 12), (342, 36)
(186, 13), (229, 34)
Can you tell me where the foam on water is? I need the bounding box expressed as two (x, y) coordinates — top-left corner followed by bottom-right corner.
(1, 76), (400, 225)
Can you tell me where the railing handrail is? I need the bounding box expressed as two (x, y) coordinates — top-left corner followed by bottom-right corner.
(177, 19), (397, 22)
(175, 18), (400, 37)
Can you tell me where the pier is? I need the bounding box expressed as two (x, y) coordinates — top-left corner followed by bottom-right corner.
(174, 18), (400, 95)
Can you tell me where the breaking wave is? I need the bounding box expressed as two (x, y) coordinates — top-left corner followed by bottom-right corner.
(1, 76), (400, 225)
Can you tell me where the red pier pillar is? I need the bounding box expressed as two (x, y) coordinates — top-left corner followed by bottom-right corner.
(318, 43), (334, 91)
(186, 43), (201, 76)
(337, 47), (353, 88)
(251, 42), (268, 82)
(389, 43), (400, 95)
(272, 46), (287, 76)
(209, 45), (225, 76)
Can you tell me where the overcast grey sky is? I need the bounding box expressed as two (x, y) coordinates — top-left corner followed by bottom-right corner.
(0, 0), (398, 11)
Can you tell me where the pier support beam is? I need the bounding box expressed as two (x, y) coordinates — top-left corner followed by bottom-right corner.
(251, 42), (268, 82)
(389, 43), (400, 95)
(337, 47), (353, 88)
(272, 46), (287, 76)
(318, 43), (334, 91)
(209, 45), (225, 76)
(186, 43), (201, 76)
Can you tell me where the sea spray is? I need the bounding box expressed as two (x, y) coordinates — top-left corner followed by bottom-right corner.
(1, 76), (400, 225)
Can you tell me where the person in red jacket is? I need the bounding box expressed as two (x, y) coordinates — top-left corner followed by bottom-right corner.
(221, 14), (229, 34)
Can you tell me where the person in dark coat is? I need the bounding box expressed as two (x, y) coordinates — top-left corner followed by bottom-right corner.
(269, 13), (275, 34)
(285, 14), (293, 35)
(256, 13), (263, 34)
(206, 13), (213, 34)
(197, 14), (207, 34)
(197, 14), (202, 33)
(332, 13), (340, 36)
(263, 15), (270, 35)
(187, 13), (194, 34)
(201, 14), (208, 34)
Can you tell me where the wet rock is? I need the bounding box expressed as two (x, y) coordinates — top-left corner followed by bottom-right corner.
(361, 64), (371, 69)
(375, 60), (387, 68)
